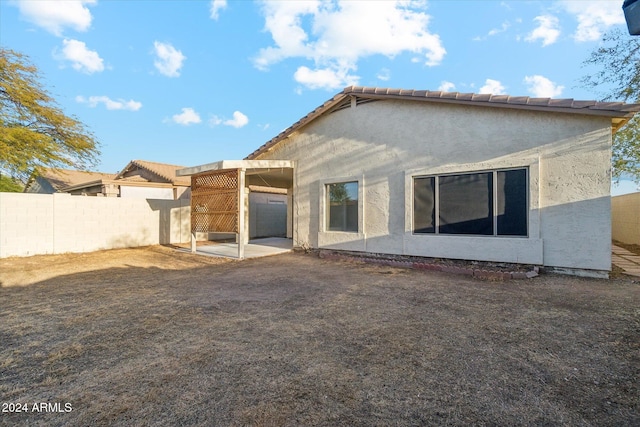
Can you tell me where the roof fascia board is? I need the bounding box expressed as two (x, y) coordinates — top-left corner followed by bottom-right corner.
(348, 92), (638, 119)
(114, 160), (135, 180)
(177, 160), (294, 177)
(246, 94), (350, 160)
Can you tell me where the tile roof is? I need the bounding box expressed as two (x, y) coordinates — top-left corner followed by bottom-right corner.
(246, 86), (640, 160)
(36, 168), (116, 191)
(118, 160), (191, 186)
(344, 86), (640, 113)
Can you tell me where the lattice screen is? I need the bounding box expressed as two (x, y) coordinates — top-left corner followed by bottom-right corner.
(191, 169), (239, 233)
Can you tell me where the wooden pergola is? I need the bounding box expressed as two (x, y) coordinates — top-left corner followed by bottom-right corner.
(178, 160), (294, 259)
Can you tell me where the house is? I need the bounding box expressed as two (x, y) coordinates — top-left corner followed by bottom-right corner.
(113, 160), (191, 199)
(178, 86), (640, 277)
(25, 168), (117, 196)
(25, 160), (191, 199)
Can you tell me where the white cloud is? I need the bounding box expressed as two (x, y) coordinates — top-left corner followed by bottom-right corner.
(525, 15), (560, 46)
(254, 0), (445, 90)
(293, 66), (358, 90)
(438, 81), (456, 92)
(473, 21), (511, 41)
(488, 22), (511, 37)
(479, 79), (506, 95)
(16, 0), (95, 36)
(224, 111), (249, 128)
(561, 0), (625, 42)
(376, 68), (391, 81)
(210, 0), (227, 20)
(172, 108), (201, 125)
(76, 95), (142, 111)
(210, 111), (249, 128)
(58, 39), (104, 73)
(153, 41), (186, 77)
(254, 1), (320, 70)
(524, 75), (564, 98)
(209, 116), (223, 126)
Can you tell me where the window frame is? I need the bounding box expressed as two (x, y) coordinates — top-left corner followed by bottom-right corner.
(325, 181), (360, 232)
(412, 167), (529, 238)
(319, 176), (364, 235)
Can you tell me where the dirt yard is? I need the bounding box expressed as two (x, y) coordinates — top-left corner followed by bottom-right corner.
(1, 246), (639, 426)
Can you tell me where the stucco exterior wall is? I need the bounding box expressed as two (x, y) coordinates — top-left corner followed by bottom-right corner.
(612, 192), (640, 245)
(256, 99), (612, 272)
(0, 193), (190, 258)
(120, 185), (174, 199)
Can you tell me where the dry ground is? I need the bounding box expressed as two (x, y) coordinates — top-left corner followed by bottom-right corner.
(1, 246), (639, 426)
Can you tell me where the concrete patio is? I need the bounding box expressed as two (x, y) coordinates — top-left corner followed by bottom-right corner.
(182, 237), (293, 259)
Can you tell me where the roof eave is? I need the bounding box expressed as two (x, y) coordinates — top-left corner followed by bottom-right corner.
(246, 87), (640, 159)
(61, 179), (108, 192)
(245, 92), (351, 160)
(345, 91), (639, 118)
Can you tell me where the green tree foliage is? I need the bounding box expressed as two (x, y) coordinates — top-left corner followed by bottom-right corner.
(582, 29), (640, 182)
(0, 48), (100, 184)
(329, 183), (350, 203)
(0, 174), (23, 192)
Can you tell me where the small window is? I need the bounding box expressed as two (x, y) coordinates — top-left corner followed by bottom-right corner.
(414, 177), (435, 233)
(327, 182), (358, 232)
(413, 168), (528, 237)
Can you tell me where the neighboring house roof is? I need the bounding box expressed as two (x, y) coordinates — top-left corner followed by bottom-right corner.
(116, 159), (191, 186)
(27, 168), (116, 192)
(26, 160), (192, 195)
(246, 86), (640, 160)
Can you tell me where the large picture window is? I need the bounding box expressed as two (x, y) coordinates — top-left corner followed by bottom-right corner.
(413, 168), (528, 237)
(327, 181), (358, 232)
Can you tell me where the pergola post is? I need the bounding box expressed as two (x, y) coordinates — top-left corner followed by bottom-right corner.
(237, 168), (246, 260)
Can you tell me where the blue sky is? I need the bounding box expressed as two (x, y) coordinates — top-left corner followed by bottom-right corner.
(1, 0), (638, 195)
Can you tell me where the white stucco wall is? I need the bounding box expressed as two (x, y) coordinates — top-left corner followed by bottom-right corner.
(0, 193), (191, 257)
(256, 99), (613, 272)
(612, 192), (640, 245)
(120, 185), (174, 199)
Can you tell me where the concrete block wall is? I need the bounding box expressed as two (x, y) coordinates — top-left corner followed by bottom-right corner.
(612, 192), (640, 245)
(249, 203), (287, 238)
(0, 193), (190, 258)
(0, 193), (54, 257)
